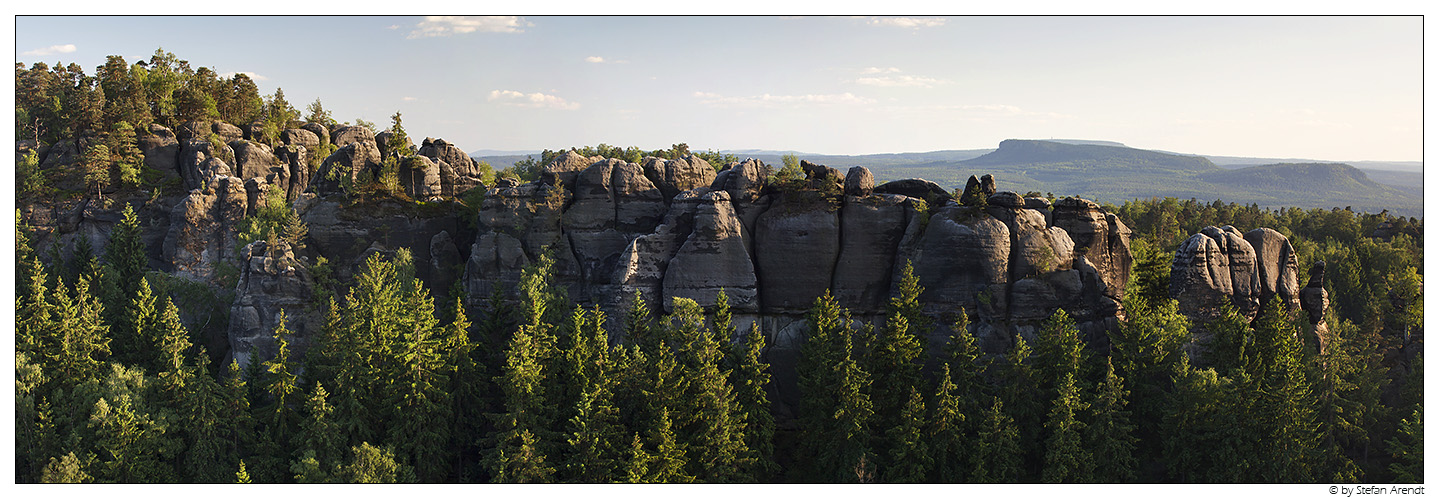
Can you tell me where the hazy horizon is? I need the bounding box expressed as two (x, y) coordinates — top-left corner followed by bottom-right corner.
(13, 15), (1423, 162)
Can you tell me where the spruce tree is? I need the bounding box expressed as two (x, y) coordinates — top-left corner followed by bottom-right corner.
(1041, 372), (1092, 483)
(1085, 357), (1139, 482)
(734, 323), (778, 480)
(884, 387), (931, 483)
(928, 363), (967, 482)
(1386, 406), (1423, 483)
(972, 397), (1023, 483)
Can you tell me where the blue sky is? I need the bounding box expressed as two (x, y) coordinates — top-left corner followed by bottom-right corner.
(12, 15), (1423, 161)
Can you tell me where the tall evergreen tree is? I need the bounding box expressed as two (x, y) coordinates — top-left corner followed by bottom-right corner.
(972, 397), (1023, 483)
(1386, 406), (1422, 483)
(884, 387), (932, 483)
(733, 323), (778, 480)
(928, 363), (967, 482)
(1041, 372), (1092, 483)
(1085, 357), (1139, 483)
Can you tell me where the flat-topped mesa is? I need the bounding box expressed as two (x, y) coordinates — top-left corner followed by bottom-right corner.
(461, 161), (1132, 354)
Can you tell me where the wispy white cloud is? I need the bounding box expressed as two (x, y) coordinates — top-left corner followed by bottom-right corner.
(693, 91), (875, 108)
(585, 56), (629, 64)
(860, 67), (902, 75)
(408, 16), (532, 38)
(386, 24), (400, 30)
(22, 44), (77, 56)
(867, 17), (946, 29)
(856, 75), (944, 88)
(488, 90), (579, 110)
(220, 71), (269, 81)
(402, 96), (418, 102)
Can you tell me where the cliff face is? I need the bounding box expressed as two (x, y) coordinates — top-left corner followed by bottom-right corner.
(461, 155), (1132, 359)
(17, 120), (1135, 377)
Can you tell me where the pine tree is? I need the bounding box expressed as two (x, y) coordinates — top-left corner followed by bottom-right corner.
(388, 296), (454, 482)
(235, 460), (252, 483)
(262, 311), (301, 458)
(868, 309), (924, 466)
(294, 382), (343, 480)
(46, 277), (112, 386)
(1085, 357), (1139, 483)
(1041, 372), (1092, 483)
(1035, 308), (1086, 400)
(558, 306), (622, 483)
(112, 274), (157, 368)
(178, 349), (236, 483)
(797, 290), (875, 482)
(884, 387), (932, 483)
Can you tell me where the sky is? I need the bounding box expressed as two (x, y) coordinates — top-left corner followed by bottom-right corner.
(11, 15), (1425, 161)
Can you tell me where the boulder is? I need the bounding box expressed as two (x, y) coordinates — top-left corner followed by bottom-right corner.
(138, 125), (181, 183)
(843, 166), (875, 197)
(213, 121), (244, 143)
(417, 137), (473, 177)
(710, 158), (770, 204)
(330, 125), (376, 149)
(176, 120), (212, 143)
(281, 128), (321, 151)
(874, 178), (951, 205)
(542, 150), (601, 192)
(376, 131), (415, 158)
(643, 155), (718, 201)
(463, 231), (531, 300)
(315, 141), (383, 195)
(611, 161), (667, 234)
(428, 230), (464, 297)
(230, 140), (281, 182)
(800, 160), (844, 192)
(1299, 261), (1329, 325)
(300, 123), (329, 144)
(987, 191), (1025, 209)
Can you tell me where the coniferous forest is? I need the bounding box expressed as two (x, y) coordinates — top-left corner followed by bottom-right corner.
(13, 49), (1424, 485)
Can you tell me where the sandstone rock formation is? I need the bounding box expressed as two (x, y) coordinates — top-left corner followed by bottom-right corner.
(1170, 225), (1306, 362)
(228, 239), (317, 370)
(163, 176), (248, 281)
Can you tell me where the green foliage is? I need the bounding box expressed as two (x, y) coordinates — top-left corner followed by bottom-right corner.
(235, 184), (307, 252)
(1085, 357), (1139, 482)
(796, 291), (875, 482)
(17, 149), (48, 197)
(972, 397), (1023, 483)
(1386, 406), (1423, 483)
(1041, 372), (1092, 483)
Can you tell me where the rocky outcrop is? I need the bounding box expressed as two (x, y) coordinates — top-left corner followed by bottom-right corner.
(138, 124), (181, 184)
(1244, 227), (1301, 310)
(1052, 197), (1133, 307)
(299, 197), (469, 298)
(163, 176), (248, 281)
(661, 190), (759, 311)
(273, 145), (308, 202)
(228, 239), (317, 370)
(281, 128), (321, 151)
(401, 155), (443, 200)
(463, 165), (1131, 357)
(541, 150), (600, 192)
(643, 155), (717, 200)
(314, 141), (382, 195)
(231, 140), (282, 182)
(417, 137), (475, 177)
(1170, 225), (1306, 363)
(754, 196), (841, 312)
(179, 139), (236, 190)
(330, 125), (376, 149)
